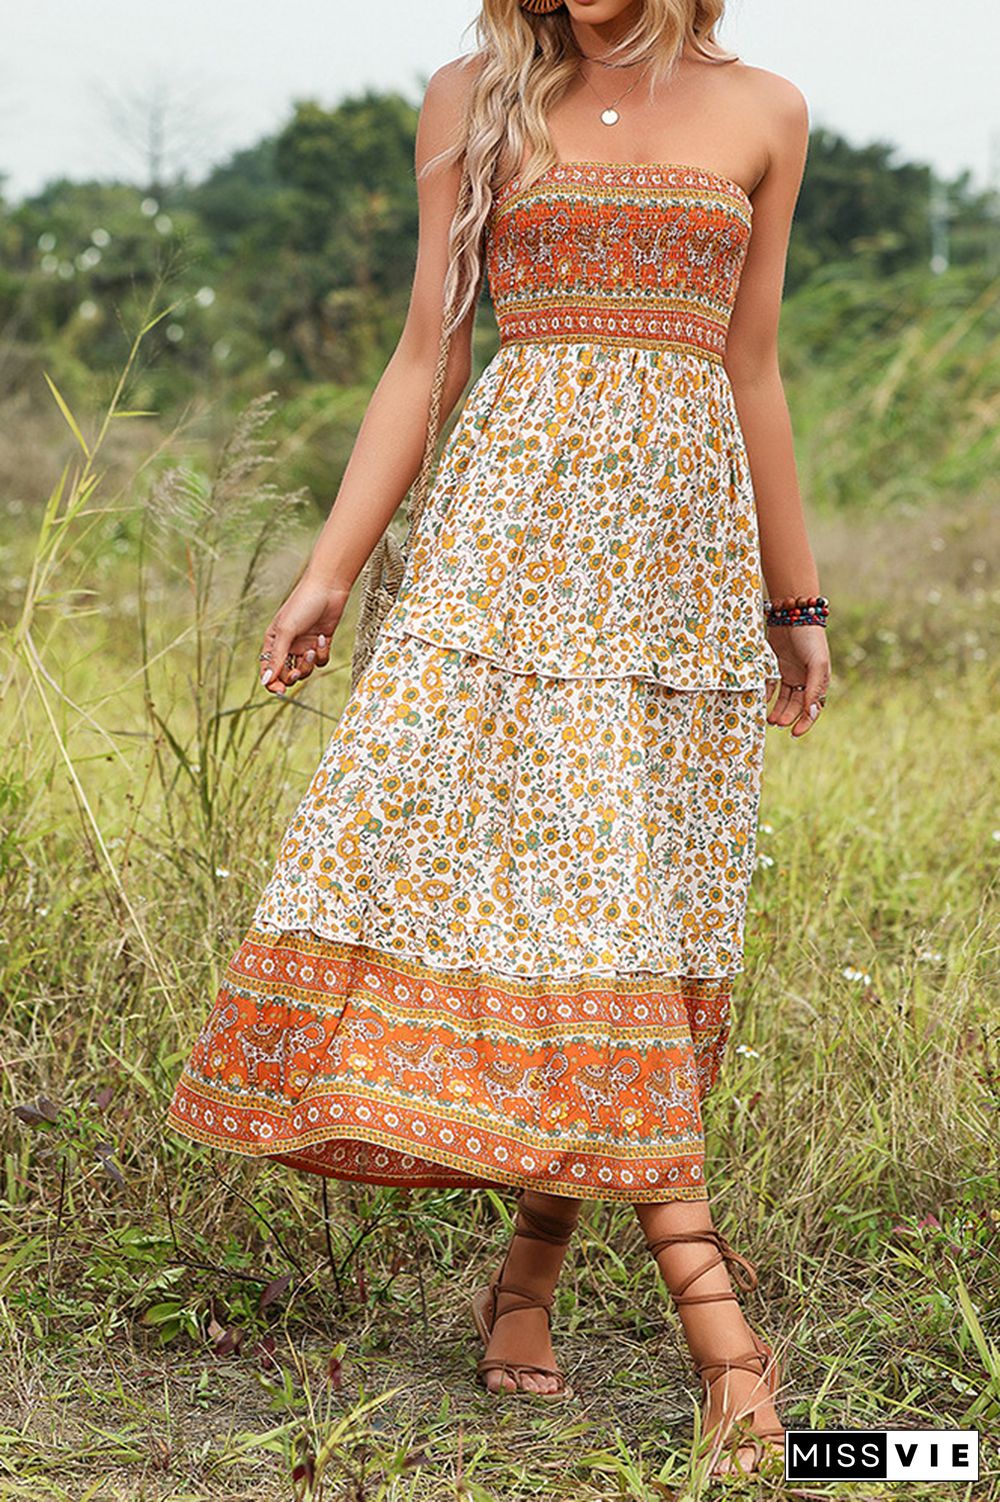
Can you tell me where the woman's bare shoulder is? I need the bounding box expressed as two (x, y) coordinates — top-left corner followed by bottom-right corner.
(416, 53), (487, 164)
(424, 50), (489, 109)
(726, 60), (810, 133)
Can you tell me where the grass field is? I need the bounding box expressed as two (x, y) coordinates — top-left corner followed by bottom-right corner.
(0, 348), (997, 1500)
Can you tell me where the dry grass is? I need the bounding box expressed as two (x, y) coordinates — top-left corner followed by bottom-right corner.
(0, 349), (996, 1500)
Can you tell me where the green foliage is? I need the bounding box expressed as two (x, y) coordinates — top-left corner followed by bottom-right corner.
(184, 91), (422, 385)
(786, 127), (990, 291)
(781, 261), (1000, 509)
(5, 181), (213, 404)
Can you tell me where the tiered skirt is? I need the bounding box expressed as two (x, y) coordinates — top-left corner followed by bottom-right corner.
(166, 627), (768, 1202)
(165, 340), (773, 1203)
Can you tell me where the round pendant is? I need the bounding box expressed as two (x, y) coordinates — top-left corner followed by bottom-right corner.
(601, 108), (620, 126)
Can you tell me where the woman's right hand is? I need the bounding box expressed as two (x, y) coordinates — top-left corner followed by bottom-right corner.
(258, 573), (351, 695)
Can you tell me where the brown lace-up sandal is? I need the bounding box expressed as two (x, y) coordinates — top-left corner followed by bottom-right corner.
(471, 1192), (577, 1400)
(645, 1229), (784, 1475)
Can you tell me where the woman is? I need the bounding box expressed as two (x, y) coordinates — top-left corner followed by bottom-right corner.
(167, 0), (831, 1478)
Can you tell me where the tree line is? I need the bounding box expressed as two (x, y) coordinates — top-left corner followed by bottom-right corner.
(0, 89), (994, 407)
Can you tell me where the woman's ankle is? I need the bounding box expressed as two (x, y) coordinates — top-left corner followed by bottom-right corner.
(491, 1190), (580, 1298)
(634, 1200), (769, 1379)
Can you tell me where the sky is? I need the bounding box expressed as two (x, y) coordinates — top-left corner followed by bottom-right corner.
(2, 0), (997, 201)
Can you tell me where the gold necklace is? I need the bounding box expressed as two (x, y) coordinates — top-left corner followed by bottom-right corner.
(578, 60), (649, 126)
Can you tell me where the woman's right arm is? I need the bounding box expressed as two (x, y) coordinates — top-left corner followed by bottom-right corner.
(259, 55), (482, 695)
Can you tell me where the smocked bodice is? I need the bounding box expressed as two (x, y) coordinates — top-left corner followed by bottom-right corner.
(486, 159), (753, 361)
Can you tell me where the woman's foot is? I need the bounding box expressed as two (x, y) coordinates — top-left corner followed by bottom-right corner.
(475, 1190), (579, 1397)
(697, 1332), (785, 1476)
(480, 1290), (564, 1395)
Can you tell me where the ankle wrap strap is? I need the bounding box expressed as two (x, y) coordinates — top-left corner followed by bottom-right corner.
(696, 1349), (770, 1382)
(482, 1196), (577, 1332)
(644, 1229), (759, 1306)
(488, 1280), (555, 1318)
(512, 1194), (579, 1247)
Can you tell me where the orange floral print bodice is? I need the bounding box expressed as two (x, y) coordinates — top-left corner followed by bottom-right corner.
(488, 160), (753, 359)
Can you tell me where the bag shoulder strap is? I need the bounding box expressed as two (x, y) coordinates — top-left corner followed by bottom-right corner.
(405, 156), (485, 540)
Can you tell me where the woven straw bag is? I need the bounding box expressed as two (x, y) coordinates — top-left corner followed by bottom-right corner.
(349, 165), (478, 691)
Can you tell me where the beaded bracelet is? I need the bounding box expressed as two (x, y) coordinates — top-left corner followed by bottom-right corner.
(763, 594), (830, 628)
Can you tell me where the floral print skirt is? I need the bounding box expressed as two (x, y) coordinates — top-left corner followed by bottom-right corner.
(166, 626), (768, 1203)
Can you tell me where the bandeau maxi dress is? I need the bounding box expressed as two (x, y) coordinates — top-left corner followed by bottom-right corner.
(166, 159), (780, 1204)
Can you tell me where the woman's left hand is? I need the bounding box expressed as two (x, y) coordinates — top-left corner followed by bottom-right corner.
(766, 625), (831, 737)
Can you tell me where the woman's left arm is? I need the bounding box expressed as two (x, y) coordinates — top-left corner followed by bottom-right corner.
(724, 74), (831, 737)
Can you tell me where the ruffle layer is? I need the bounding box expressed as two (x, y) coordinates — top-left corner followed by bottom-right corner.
(387, 340), (780, 691)
(252, 629), (768, 981)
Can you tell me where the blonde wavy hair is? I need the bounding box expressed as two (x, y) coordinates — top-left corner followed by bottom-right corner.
(425, 0), (734, 336)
